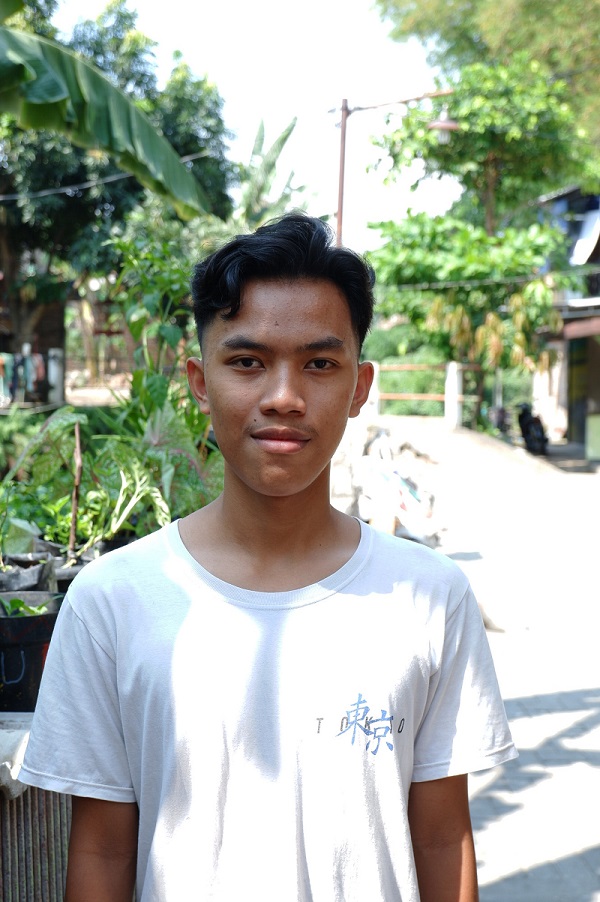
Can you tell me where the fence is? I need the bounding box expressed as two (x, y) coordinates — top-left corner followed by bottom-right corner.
(0, 786), (71, 901)
(375, 362), (483, 428)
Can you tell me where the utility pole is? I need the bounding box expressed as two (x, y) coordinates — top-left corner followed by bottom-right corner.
(336, 99), (350, 248)
(334, 89), (454, 247)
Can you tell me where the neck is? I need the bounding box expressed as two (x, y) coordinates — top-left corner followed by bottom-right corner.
(218, 463), (337, 554)
(180, 464), (361, 591)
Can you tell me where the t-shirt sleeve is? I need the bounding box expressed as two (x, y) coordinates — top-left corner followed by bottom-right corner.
(19, 596), (136, 802)
(412, 585), (517, 782)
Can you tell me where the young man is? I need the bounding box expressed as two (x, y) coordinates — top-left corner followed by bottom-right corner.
(21, 213), (517, 901)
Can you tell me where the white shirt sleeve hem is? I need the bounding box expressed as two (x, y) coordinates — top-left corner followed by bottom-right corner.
(18, 765), (136, 803)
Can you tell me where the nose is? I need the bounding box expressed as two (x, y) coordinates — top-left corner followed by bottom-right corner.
(259, 364), (306, 415)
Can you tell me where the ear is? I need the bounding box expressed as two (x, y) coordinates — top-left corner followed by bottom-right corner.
(186, 357), (210, 414)
(349, 361), (375, 419)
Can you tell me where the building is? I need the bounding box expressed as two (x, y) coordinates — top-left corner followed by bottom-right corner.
(534, 187), (600, 458)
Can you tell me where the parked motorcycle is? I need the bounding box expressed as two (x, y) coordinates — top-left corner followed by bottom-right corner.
(517, 403), (548, 455)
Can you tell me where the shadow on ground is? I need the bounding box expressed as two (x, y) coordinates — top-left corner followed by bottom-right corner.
(471, 687), (600, 901)
(479, 846), (600, 902)
(543, 442), (598, 474)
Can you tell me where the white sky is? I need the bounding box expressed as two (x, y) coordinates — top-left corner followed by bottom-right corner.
(53, 0), (460, 251)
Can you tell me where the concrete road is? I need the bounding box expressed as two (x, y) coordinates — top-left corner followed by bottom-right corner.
(368, 416), (600, 901)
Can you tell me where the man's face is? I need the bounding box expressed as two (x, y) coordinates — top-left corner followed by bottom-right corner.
(187, 278), (373, 501)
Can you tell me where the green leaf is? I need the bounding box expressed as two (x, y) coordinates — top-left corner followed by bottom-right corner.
(0, 26), (209, 219)
(158, 322), (183, 350)
(0, 596), (48, 616)
(31, 448), (65, 484)
(125, 304), (150, 341)
(1, 406), (86, 485)
(161, 459), (176, 501)
(0, 0), (22, 26)
(145, 373), (169, 409)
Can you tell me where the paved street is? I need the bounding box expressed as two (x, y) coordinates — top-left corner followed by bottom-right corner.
(336, 415), (600, 901)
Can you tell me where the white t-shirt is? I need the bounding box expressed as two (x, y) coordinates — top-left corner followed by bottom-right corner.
(21, 519), (517, 901)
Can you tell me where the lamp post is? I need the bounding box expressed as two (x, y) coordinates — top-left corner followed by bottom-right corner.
(335, 89), (455, 247)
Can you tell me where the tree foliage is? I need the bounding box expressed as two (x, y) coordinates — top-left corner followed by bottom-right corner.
(68, 4), (235, 219)
(0, 17), (210, 219)
(370, 1), (599, 392)
(0, 0), (234, 352)
(195, 118), (301, 251)
(69, 0), (158, 99)
(376, 0), (600, 144)
(369, 213), (574, 370)
(149, 57), (234, 221)
(118, 118), (302, 265)
(377, 55), (595, 235)
(106, 118), (303, 392)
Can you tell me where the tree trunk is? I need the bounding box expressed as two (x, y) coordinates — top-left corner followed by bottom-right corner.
(483, 155), (499, 237)
(0, 222), (20, 353)
(78, 297), (99, 381)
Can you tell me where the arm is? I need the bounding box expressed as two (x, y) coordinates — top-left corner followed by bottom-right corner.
(408, 774), (478, 902)
(65, 796), (139, 902)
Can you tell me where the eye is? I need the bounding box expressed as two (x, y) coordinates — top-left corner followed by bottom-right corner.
(306, 358), (335, 370)
(232, 357), (262, 369)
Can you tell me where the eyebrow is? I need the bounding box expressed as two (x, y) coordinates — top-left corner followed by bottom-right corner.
(221, 335), (345, 353)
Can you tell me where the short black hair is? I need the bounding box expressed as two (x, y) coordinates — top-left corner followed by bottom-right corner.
(190, 212), (375, 351)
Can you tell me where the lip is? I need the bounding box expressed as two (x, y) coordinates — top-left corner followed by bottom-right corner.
(251, 427), (311, 454)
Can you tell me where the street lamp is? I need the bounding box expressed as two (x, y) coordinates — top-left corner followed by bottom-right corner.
(335, 90), (455, 246)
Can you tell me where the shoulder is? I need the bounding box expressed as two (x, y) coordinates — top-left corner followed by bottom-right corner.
(365, 523), (469, 597)
(74, 523), (174, 589)
(359, 523), (475, 647)
(63, 522), (183, 625)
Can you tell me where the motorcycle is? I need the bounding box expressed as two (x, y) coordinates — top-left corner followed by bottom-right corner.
(517, 403), (548, 455)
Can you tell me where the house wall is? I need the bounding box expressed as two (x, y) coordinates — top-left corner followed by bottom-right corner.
(568, 338), (588, 443)
(587, 335), (600, 414)
(533, 340), (568, 441)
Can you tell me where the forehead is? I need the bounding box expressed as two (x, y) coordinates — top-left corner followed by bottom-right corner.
(205, 277), (357, 348)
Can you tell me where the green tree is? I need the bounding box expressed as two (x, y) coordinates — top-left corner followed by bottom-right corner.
(68, 4), (235, 219)
(371, 5), (598, 421)
(377, 55), (594, 235)
(2, 0), (58, 37)
(0, 2), (209, 218)
(69, 0), (158, 99)
(369, 212), (572, 370)
(0, 0), (233, 354)
(371, 54), (593, 376)
(375, 0), (600, 144)
(118, 118), (303, 271)
(376, 0), (483, 67)
(149, 57), (234, 222)
(109, 119), (304, 388)
(193, 118), (302, 253)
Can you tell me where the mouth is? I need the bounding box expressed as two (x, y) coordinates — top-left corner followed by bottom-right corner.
(251, 427), (312, 454)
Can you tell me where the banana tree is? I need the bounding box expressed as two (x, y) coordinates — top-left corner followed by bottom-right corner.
(0, 0), (208, 219)
(191, 118), (302, 254)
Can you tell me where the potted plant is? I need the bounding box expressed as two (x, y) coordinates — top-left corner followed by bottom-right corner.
(0, 234), (225, 573)
(0, 483), (59, 592)
(0, 592), (63, 712)
(0, 400), (223, 574)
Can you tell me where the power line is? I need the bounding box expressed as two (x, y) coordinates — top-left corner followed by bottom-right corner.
(0, 170), (132, 201)
(386, 265), (600, 292)
(0, 150), (207, 203)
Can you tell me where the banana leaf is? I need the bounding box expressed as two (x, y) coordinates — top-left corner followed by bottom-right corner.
(0, 6), (208, 219)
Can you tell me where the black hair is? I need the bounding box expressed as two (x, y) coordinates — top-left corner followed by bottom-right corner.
(190, 212), (375, 351)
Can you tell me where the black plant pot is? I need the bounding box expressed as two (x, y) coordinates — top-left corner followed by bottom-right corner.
(0, 564), (43, 592)
(0, 556), (58, 593)
(0, 592), (62, 712)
